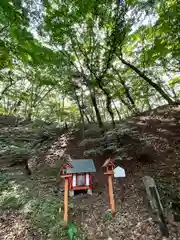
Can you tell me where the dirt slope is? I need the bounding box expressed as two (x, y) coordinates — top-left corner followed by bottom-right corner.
(66, 105), (180, 239)
(1, 105), (180, 239)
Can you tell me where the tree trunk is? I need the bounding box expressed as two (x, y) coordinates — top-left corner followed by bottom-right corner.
(97, 81), (116, 128)
(74, 91), (85, 138)
(89, 88), (104, 129)
(119, 96), (132, 111)
(60, 97), (65, 122)
(119, 57), (174, 104)
(81, 91), (91, 123)
(146, 98), (152, 111)
(86, 109), (96, 123)
(27, 111), (32, 121)
(74, 91), (85, 125)
(112, 100), (121, 121)
(113, 67), (137, 110)
(83, 110), (91, 123)
(111, 76), (133, 112)
(12, 100), (22, 114)
(120, 79), (137, 111)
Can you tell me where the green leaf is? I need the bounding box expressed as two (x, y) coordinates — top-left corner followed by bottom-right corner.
(67, 223), (77, 240)
(71, 55), (76, 62)
(169, 76), (180, 88)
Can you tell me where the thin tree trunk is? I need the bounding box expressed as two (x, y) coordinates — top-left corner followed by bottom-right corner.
(97, 81), (116, 128)
(145, 86), (152, 111)
(112, 83), (133, 111)
(101, 98), (107, 121)
(83, 107), (95, 123)
(110, 77), (133, 111)
(83, 111), (91, 123)
(113, 67), (137, 110)
(74, 91), (85, 138)
(74, 91), (85, 124)
(119, 96), (132, 111)
(81, 91), (91, 123)
(89, 88), (104, 129)
(60, 97), (65, 122)
(147, 99), (152, 111)
(86, 108), (96, 123)
(27, 111), (32, 121)
(120, 80), (137, 110)
(0, 82), (15, 100)
(112, 100), (121, 121)
(119, 56), (174, 104)
(82, 75), (104, 128)
(12, 100), (22, 114)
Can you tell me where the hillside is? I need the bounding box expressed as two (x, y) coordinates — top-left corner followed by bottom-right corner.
(1, 105), (180, 239)
(0, 1), (180, 239)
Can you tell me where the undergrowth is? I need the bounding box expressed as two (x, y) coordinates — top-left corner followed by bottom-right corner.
(0, 171), (85, 240)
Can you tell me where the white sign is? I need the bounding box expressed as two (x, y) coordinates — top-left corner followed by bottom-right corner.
(114, 166), (126, 178)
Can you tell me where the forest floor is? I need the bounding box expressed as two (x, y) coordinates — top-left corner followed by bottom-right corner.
(1, 105), (180, 240)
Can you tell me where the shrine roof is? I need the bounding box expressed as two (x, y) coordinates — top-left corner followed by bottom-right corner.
(65, 159), (96, 174)
(102, 158), (115, 167)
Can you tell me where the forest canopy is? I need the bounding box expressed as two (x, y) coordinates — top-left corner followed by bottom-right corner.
(0, 0), (179, 127)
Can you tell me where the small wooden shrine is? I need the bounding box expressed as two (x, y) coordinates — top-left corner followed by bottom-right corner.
(61, 159), (96, 196)
(102, 158), (115, 174)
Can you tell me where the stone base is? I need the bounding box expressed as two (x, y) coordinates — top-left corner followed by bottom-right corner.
(69, 190), (74, 197)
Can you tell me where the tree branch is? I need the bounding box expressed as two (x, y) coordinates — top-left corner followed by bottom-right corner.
(0, 81), (15, 100)
(0, 25), (9, 35)
(118, 55), (174, 104)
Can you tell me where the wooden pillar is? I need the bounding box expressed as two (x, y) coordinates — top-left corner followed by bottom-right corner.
(102, 158), (116, 216)
(107, 183), (111, 209)
(108, 174), (115, 215)
(64, 177), (69, 225)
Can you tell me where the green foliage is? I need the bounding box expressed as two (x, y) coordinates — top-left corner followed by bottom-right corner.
(0, 143), (33, 165)
(103, 210), (113, 221)
(80, 123), (157, 160)
(169, 76), (180, 88)
(84, 127), (101, 138)
(0, 172), (28, 209)
(28, 198), (64, 237)
(67, 222), (78, 240)
(0, 172), (11, 191)
(0, 170), (84, 239)
(84, 147), (104, 157)
(0, 0), (179, 124)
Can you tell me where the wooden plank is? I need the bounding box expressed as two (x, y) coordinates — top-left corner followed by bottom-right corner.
(61, 174), (72, 178)
(64, 178), (69, 225)
(104, 171), (114, 175)
(108, 174), (115, 216)
(72, 186), (89, 190)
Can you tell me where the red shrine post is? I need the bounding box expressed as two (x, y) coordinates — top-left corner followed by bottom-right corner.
(61, 163), (72, 225)
(102, 158), (116, 216)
